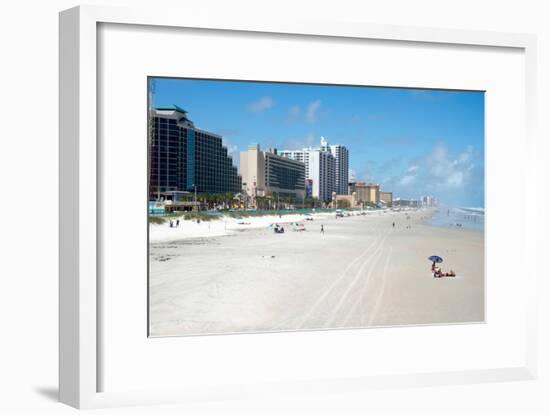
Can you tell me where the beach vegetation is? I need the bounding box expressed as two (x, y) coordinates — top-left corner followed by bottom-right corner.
(224, 210), (302, 219)
(183, 211), (217, 222)
(149, 216), (167, 224)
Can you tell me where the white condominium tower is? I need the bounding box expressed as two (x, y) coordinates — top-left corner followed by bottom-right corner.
(281, 136), (348, 202)
(280, 137), (345, 202)
(279, 148), (335, 201)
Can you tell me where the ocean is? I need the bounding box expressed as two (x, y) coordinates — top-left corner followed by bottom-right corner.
(426, 206), (485, 231)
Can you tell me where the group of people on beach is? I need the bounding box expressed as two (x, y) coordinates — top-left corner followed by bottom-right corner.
(431, 261), (456, 278)
(169, 219), (180, 228)
(392, 221), (413, 229)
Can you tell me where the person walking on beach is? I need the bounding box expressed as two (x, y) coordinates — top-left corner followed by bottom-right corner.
(176, 219), (180, 227)
(321, 225), (324, 234)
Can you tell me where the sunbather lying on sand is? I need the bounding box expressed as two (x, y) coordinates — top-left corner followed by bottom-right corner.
(433, 267), (456, 278)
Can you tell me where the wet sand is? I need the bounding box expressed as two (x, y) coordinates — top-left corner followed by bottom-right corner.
(149, 210), (484, 336)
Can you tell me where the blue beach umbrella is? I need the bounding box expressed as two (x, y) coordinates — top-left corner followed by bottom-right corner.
(428, 255), (443, 263)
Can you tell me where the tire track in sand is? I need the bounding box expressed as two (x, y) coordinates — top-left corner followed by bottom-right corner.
(365, 246), (393, 326)
(340, 242), (388, 327)
(298, 230), (384, 329)
(325, 235), (387, 328)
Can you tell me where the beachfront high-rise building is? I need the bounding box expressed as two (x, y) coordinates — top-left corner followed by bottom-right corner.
(309, 149), (336, 202)
(331, 145), (349, 195)
(305, 178), (313, 198)
(240, 145), (306, 202)
(278, 149), (311, 196)
(240, 144), (264, 199)
(320, 136), (349, 195)
(149, 106), (241, 199)
(279, 147), (336, 202)
(280, 136), (345, 202)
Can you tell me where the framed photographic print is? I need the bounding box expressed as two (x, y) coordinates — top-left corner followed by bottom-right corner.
(59, 5), (538, 409)
(146, 78), (485, 337)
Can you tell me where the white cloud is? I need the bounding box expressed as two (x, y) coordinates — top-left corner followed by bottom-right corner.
(247, 96), (273, 113)
(306, 100), (321, 122)
(387, 142), (479, 201)
(399, 175), (416, 186)
(425, 143), (475, 188)
(457, 145), (474, 163)
(446, 171), (464, 187)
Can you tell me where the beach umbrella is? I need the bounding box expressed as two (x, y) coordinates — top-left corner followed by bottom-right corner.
(428, 255), (443, 263)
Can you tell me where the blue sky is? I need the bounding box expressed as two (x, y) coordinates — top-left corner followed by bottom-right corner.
(151, 78), (485, 207)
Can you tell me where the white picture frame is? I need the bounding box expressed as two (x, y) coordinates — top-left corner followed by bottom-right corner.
(59, 4), (538, 409)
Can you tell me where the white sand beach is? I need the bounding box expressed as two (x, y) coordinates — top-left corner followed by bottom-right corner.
(148, 212), (336, 242)
(149, 209), (484, 336)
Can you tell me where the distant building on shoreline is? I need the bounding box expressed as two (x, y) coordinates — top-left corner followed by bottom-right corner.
(149, 106), (241, 199)
(333, 192), (358, 208)
(350, 182), (380, 205)
(380, 191), (393, 207)
(240, 145), (306, 203)
(393, 198), (421, 208)
(421, 195), (438, 207)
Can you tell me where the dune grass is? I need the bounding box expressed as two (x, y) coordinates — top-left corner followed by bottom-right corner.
(224, 210), (301, 219)
(150, 209), (314, 224)
(149, 216), (167, 224)
(183, 211), (217, 222)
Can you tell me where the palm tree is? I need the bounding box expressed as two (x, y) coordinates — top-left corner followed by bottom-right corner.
(255, 196), (267, 210)
(222, 192), (232, 209)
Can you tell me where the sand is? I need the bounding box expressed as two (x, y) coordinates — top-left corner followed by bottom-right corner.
(149, 212), (336, 242)
(148, 209), (484, 336)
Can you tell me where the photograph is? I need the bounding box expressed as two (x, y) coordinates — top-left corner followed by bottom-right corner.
(147, 78), (485, 337)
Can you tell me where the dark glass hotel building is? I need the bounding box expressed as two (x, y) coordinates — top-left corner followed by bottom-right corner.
(149, 106), (241, 199)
